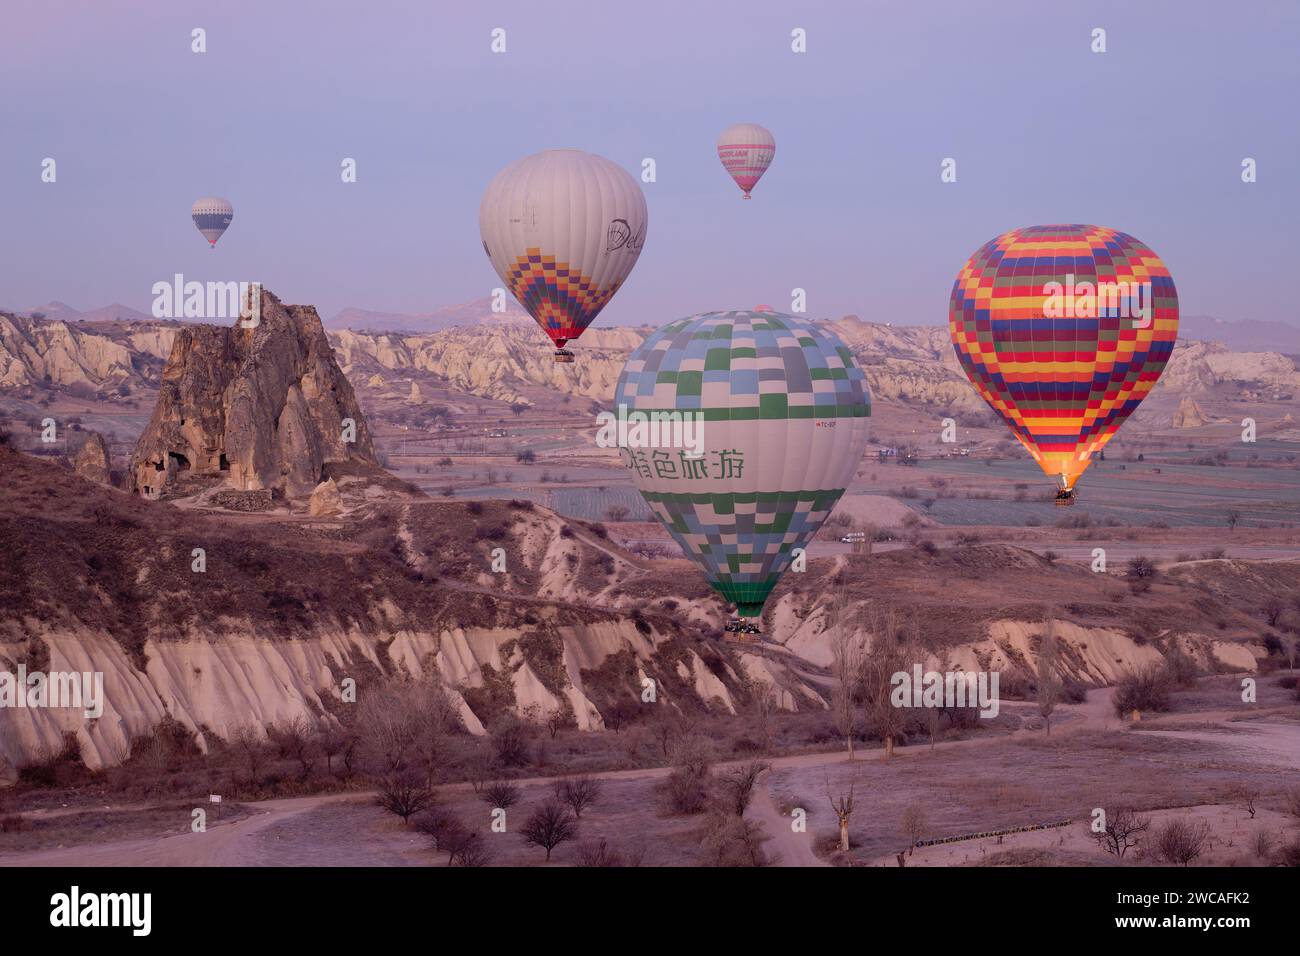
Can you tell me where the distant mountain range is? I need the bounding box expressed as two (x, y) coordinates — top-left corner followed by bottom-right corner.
(1178, 314), (1300, 355)
(13, 301), (154, 324)
(324, 298), (531, 333)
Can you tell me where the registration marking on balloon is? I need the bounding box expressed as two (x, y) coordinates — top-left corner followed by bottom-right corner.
(615, 310), (870, 618)
(949, 224), (1178, 494)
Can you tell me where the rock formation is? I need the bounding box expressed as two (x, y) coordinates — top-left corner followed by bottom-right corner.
(128, 289), (375, 499)
(406, 380), (422, 404)
(1172, 395), (1209, 428)
(73, 431), (112, 485)
(308, 478), (342, 516)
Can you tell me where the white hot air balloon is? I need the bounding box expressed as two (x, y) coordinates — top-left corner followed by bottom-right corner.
(191, 197), (233, 247)
(615, 310), (871, 626)
(479, 149), (647, 361)
(716, 123), (775, 199)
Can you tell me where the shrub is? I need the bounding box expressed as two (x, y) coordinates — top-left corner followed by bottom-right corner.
(491, 717), (532, 768)
(699, 812), (770, 866)
(1113, 665), (1173, 716)
(1152, 817), (1210, 866)
(577, 838), (644, 867)
(481, 781), (521, 810)
(665, 751), (713, 815)
(1276, 837), (1300, 867)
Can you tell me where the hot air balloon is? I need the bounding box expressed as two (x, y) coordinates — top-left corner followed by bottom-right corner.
(716, 123), (775, 199)
(479, 149), (647, 362)
(614, 310), (870, 629)
(191, 197), (233, 247)
(949, 224), (1178, 504)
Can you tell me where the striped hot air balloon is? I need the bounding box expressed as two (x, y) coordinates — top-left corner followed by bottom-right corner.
(191, 197), (233, 247)
(479, 149), (647, 361)
(716, 123), (775, 199)
(949, 224), (1179, 502)
(615, 311), (871, 621)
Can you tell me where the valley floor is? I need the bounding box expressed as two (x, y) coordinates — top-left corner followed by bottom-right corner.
(3, 684), (1296, 868)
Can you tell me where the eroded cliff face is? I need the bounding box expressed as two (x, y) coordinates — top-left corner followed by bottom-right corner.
(128, 290), (375, 498)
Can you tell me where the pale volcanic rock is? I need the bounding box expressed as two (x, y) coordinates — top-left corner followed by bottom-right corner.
(308, 478), (343, 516)
(1172, 395), (1209, 428)
(0, 313), (135, 388)
(128, 289), (376, 499)
(406, 380), (422, 404)
(73, 431), (112, 485)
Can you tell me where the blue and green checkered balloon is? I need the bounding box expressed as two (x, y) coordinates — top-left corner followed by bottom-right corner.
(614, 311), (871, 618)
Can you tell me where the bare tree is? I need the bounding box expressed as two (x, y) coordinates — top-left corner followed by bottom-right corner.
(358, 678), (462, 785)
(1153, 818), (1211, 866)
(744, 678), (779, 753)
(901, 803), (928, 856)
(481, 781), (521, 811)
(826, 775), (855, 853)
(650, 708), (696, 760)
(415, 810), (468, 863)
(229, 723), (267, 782)
(520, 799), (578, 861)
(1092, 806), (1150, 859)
(377, 769), (435, 824)
(554, 776), (602, 819)
(453, 833), (492, 867)
(317, 728), (348, 775)
(720, 761), (770, 816)
(1226, 509), (1240, 532)
(545, 709), (571, 739)
(862, 605), (909, 758)
(1037, 619), (1061, 735)
(828, 585), (865, 760)
(268, 716), (317, 779)
(1234, 785), (1259, 819)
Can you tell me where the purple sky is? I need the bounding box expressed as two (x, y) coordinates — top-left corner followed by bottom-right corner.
(1, 0), (1297, 326)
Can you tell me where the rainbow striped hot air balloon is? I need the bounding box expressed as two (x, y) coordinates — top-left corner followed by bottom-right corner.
(191, 197), (233, 247)
(615, 311), (870, 621)
(949, 224), (1179, 502)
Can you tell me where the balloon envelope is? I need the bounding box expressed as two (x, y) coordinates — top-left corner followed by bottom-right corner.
(949, 224), (1178, 490)
(191, 197), (233, 247)
(615, 311), (870, 617)
(716, 123), (775, 198)
(479, 149), (647, 349)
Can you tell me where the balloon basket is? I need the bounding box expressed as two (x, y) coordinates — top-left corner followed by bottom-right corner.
(553, 348), (575, 363)
(1053, 489), (1076, 507)
(722, 618), (762, 641)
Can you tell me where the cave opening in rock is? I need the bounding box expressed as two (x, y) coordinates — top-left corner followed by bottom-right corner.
(169, 451), (191, 471)
(219, 453), (230, 471)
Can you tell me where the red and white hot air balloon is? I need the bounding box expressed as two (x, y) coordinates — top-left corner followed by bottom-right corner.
(716, 123), (775, 199)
